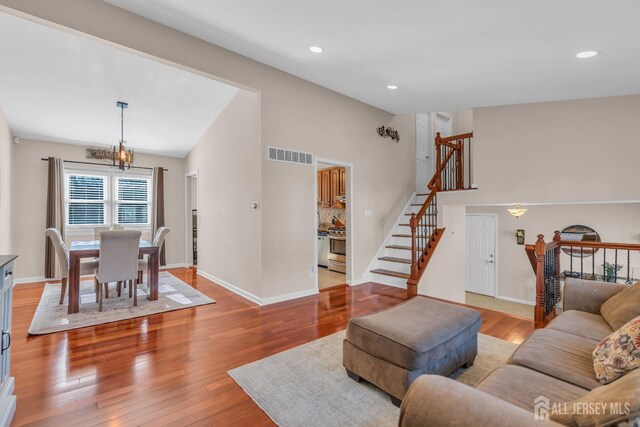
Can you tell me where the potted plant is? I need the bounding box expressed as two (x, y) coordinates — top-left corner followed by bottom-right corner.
(602, 262), (623, 283)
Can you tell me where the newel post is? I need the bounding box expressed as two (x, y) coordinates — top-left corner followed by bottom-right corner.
(434, 132), (442, 191)
(534, 234), (546, 328)
(407, 213), (418, 297)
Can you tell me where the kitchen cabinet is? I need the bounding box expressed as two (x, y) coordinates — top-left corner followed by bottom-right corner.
(320, 170), (331, 207)
(318, 167), (346, 207)
(330, 168), (340, 204)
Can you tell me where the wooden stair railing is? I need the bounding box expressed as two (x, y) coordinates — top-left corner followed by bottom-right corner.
(525, 231), (640, 328)
(407, 132), (474, 296)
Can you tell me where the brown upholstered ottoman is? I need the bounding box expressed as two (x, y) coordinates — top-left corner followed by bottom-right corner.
(343, 296), (482, 406)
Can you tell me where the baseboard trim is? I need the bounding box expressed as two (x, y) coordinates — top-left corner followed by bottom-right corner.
(197, 269), (318, 306)
(196, 270), (262, 305)
(347, 275), (371, 286)
(260, 288), (319, 305)
(13, 276), (46, 285)
(161, 263), (188, 269)
(495, 294), (536, 306)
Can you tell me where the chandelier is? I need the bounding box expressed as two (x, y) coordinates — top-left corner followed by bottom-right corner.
(507, 204), (528, 218)
(114, 101), (134, 171)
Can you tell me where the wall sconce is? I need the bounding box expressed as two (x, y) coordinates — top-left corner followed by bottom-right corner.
(377, 126), (400, 142)
(507, 204), (527, 218)
(516, 229), (525, 245)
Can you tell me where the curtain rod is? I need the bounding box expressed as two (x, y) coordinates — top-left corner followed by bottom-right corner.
(41, 158), (168, 172)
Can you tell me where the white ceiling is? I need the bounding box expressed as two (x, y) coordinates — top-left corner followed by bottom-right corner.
(105, 0), (640, 114)
(0, 11), (238, 157)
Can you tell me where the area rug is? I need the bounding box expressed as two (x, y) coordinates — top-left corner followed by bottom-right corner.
(28, 271), (215, 335)
(228, 331), (517, 427)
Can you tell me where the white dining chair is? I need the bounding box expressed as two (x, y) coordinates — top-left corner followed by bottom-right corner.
(94, 230), (141, 311)
(44, 228), (98, 305)
(138, 227), (170, 286)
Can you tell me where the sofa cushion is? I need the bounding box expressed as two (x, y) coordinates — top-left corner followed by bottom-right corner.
(546, 310), (613, 342)
(510, 329), (601, 390)
(477, 365), (588, 412)
(551, 369), (640, 426)
(345, 296), (481, 370)
(593, 316), (640, 384)
(600, 280), (640, 330)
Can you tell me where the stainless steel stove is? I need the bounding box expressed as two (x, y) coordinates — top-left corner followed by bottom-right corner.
(328, 227), (346, 273)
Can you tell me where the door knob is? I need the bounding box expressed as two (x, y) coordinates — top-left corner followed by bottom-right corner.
(488, 260), (494, 264)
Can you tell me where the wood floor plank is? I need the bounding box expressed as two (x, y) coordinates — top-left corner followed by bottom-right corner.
(10, 267), (533, 426)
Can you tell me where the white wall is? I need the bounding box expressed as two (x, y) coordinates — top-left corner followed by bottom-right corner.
(185, 90), (262, 298)
(0, 107), (11, 255)
(11, 138), (185, 280)
(418, 205), (467, 303)
(468, 203), (640, 303)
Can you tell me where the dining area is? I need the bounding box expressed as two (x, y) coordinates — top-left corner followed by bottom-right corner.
(45, 226), (170, 314)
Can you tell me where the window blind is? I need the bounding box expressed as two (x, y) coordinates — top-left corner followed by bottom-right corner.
(116, 177), (149, 224)
(68, 175), (106, 225)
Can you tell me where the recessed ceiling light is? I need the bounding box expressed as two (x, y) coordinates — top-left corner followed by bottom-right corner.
(576, 50), (599, 59)
(387, 85), (398, 90)
(309, 46), (324, 54)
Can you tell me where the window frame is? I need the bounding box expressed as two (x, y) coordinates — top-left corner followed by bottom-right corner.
(64, 166), (153, 233)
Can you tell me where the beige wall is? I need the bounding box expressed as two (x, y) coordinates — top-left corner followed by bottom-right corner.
(439, 95), (640, 206)
(0, 108), (11, 254)
(419, 205), (467, 303)
(11, 138), (185, 280)
(185, 90), (262, 297)
(449, 109), (473, 135)
(467, 203), (640, 303)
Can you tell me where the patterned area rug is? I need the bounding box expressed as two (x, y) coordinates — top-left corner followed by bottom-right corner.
(228, 331), (517, 427)
(28, 271), (215, 335)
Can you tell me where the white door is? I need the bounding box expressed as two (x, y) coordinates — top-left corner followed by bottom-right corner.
(466, 215), (496, 296)
(416, 113), (434, 189)
(435, 112), (452, 136)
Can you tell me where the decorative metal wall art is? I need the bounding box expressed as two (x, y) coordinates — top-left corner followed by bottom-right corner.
(376, 126), (400, 142)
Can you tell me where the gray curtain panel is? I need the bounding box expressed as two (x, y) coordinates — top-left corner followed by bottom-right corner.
(45, 157), (65, 278)
(151, 167), (166, 266)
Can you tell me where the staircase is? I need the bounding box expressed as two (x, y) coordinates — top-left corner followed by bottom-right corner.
(370, 132), (474, 295)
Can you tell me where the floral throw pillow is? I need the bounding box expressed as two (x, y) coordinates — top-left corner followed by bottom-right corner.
(593, 316), (640, 384)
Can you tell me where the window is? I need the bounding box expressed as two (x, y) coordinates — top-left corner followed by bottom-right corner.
(116, 177), (149, 224)
(65, 170), (152, 228)
(68, 174), (106, 225)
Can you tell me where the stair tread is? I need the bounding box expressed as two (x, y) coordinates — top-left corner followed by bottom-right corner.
(385, 245), (412, 250)
(371, 269), (410, 279)
(378, 256), (412, 264)
(393, 234), (430, 238)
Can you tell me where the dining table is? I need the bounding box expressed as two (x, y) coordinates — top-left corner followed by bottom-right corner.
(67, 239), (160, 314)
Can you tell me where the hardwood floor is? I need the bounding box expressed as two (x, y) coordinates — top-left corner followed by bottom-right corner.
(11, 268), (533, 426)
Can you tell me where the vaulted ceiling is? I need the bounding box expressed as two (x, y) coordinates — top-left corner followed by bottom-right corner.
(106, 0), (640, 114)
(0, 11), (238, 157)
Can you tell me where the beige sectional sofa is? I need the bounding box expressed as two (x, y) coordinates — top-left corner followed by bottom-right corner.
(399, 278), (640, 426)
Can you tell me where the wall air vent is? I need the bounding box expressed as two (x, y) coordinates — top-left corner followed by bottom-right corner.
(267, 147), (313, 166)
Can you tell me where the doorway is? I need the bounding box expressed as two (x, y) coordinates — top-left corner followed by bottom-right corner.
(314, 158), (353, 290)
(466, 214), (496, 296)
(435, 112), (452, 136)
(416, 113), (434, 189)
(185, 172), (198, 269)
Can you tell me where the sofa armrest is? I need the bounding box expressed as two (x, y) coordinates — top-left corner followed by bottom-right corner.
(563, 278), (626, 314)
(399, 375), (561, 427)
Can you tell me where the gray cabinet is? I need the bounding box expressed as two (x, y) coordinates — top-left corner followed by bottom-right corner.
(0, 257), (16, 427)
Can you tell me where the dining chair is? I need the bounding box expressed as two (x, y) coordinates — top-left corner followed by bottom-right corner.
(94, 230), (141, 311)
(138, 227), (170, 287)
(44, 228), (98, 305)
